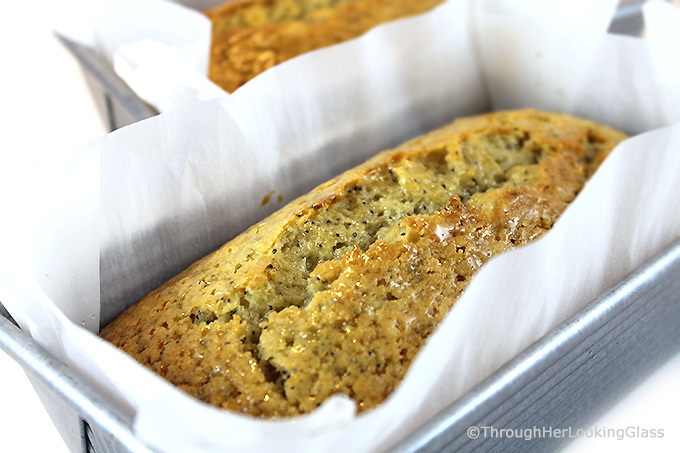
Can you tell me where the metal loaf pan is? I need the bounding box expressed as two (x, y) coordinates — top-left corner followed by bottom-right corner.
(2, 238), (679, 452)
(57, 35), (157, 132)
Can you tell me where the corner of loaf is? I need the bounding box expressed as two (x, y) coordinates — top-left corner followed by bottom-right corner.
(100, 109), (626, 417)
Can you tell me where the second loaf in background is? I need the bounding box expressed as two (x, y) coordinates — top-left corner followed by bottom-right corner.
(100, 109), (626, 417)
(206, 0), (445, 92)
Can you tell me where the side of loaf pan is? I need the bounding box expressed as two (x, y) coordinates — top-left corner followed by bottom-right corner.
(0, 306), (154, 453)
(56, 34), (157, 132)
(2, 238), (679, 453)
(57, 1), (648, 133)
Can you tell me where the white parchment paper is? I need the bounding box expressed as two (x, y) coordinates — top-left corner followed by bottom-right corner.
(644, 0), (680, 45)
(58, 0), (619, 112)
(3, 1), (680, 452)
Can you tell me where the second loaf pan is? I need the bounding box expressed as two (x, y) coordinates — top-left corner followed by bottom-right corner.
(59, 1), (648, 132)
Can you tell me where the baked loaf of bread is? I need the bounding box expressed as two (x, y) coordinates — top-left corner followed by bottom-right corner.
(100, 109), (626, 417)
(206, 0), (445, 92)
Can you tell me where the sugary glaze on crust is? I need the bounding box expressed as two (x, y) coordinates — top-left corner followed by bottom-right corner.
(100, 109), (626, 417)
(206, 0), (445, 92)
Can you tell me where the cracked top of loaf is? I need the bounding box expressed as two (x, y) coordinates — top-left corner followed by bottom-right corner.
(100, 109), (626, 417)
(206, 0), (445, 92)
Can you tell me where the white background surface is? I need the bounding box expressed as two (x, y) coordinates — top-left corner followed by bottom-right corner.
(0, 1), (678, 452)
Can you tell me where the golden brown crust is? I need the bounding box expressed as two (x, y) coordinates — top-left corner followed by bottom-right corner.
(100, 109), (626, 417)
(206, 0), (446, 92)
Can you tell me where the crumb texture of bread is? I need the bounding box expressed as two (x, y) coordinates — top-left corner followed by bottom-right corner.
(100, 109), (626, 417)
(206, 0), (446, 92)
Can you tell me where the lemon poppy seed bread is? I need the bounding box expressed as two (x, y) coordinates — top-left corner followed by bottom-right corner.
(100, 109), (626, 417)
(206, 0), (446, 93)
